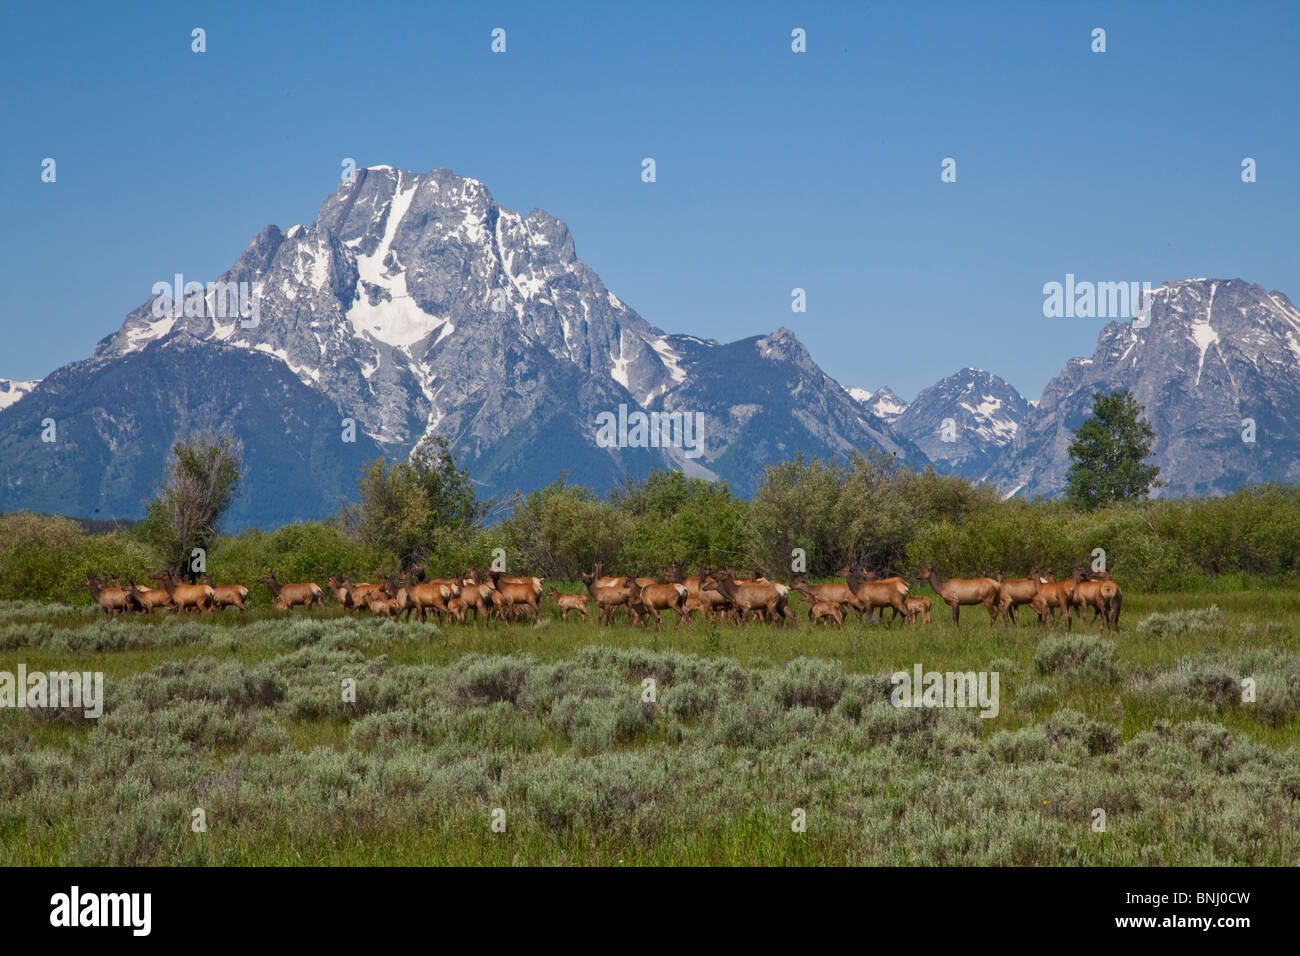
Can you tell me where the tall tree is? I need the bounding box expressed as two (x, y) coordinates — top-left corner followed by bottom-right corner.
(141, 435), (241, 576)
(1064, 390), (1162, 509)
(344, 435), (485, 568)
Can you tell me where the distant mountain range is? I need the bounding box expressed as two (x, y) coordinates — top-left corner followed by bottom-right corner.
(0, 165), (1295, 526)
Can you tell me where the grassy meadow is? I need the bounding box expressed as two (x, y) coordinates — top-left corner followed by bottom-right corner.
(1, 586), (1298, 865)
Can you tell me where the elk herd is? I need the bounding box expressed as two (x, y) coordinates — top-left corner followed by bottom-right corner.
(79, 561), (1124, 632)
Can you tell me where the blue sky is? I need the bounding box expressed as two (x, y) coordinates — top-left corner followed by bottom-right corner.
(2, 0), (1297, 401)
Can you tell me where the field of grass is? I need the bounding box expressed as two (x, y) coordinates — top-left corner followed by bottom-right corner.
(0, 587), (1297, 865)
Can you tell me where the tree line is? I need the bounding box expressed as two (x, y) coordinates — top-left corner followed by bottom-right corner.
(10, 389), (1286, 605)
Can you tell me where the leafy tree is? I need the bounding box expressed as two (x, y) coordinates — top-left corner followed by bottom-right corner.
(343, 435), (485, 568)
(140, 435), (241, 576)
(612, 469), (750, 574)
(1064, 390), (1162, 510)
(500, 479), (632, 579)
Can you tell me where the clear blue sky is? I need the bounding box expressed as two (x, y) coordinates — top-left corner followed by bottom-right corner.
(2, 0), (1297, 401)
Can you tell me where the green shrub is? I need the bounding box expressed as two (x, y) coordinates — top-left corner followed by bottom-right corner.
(1136, 606), (1226, 637)
(1034, 635), (1121, 683)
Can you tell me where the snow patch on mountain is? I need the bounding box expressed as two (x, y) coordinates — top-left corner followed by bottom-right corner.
(0, 379), (38, 411)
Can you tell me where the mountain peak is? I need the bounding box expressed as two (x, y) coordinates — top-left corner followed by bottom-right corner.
(1, 166), (921, 524)
(986, 276), (1300, 497)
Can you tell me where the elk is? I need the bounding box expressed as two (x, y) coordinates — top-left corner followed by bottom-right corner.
(402, 570), (461, 624)
(362, 579), (401, 619)
(890, 594), (933, 625)
(327, 575), (358, 610)
(702, 568), (798, 628)
(732, 566), (795, 624)
(150, 568), (216, 613)
(838, 566), (911, 625)
(1068, 565), (1122, 632)
(625, 579), (663, 629)
(625, 577), (689, 630)
(257, 571), (324, 612)
(1026, 567), (1071, 626)
(546, 587), (591, 623)
(342, 575), (386, 609)
(83, 575), (139, 616)
(635, 577), (689, 628)
(487, 570), (539, 623)
(994, 570), (1040, 625)
(1095, 565), (1123, 631)
(808, 601), (845, 629)
(204, 574), (249, 612)
(1066, 567), (1109, 632)
(667, 563), (734, 622)
(457, 568), (493, 624)
(792, 573), (867, 618)
(126, 581), (173, 613)
(794, 584), (844, 629)
(446, 595), (467, 624)
(580, 569), (634, 625)
(917, 565), (1000, 627)
(591, 561), (625, 590)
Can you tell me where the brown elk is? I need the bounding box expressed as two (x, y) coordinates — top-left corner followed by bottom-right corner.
(487, 570), (539, 623)
(917, 565), (1000, 627)
(591, 561), (657, 591)
(1067, 567), (1108, 632)
(702, 568), (798, 627)
(83, 575), (139, 616)
(327, 575), (359, 610)
(1025, 567), (1071, 626)
(624, 577), (689, 630)
(666, 563), (734, 622)
(150, 568), (216, 613)
(362, 579), (401, 619)
(792, 573), (867, 619)
(580, 569), (634, 625)
(402, 570), (461, 624)
(446, 595), (467, 624)
(794, 584), (844, 629)
(1068, 565), (1122, 632)
(126, 581), (173, 613)
(890, 594), (933, 625)
(994, 570), (1040, 625)
(203, 574), (249, 612)
(1095, 565), (1123, 631)
(808, 601), (845, 629)
(546, 587), (591, 623)
(838, 566), (911, 625)
(457, 568), (492, 624)
(625, 579), (662, 629)
(636, 578), (689, 629)
(342, 575), (386, 609)
(257, 571), (324, 612)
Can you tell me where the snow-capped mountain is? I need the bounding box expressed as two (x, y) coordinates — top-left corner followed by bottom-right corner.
(849, 385), (909, 425)
(884, 369), (1032, 476)
(0, 166), (921, 526)
(0, 379), (37, 412)
(986, 279), (1300, 497)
